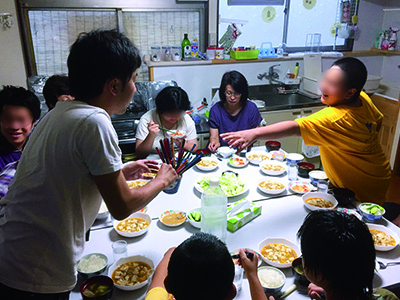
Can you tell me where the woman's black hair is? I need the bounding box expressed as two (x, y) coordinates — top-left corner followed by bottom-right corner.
(155, 86), (192, 115)
(218, 70), (249, 106)
(332, 57), (368, 99)
(67, 29), (141, 100)
(297, 210), (375, 299)
(0, 85), (41, 122)
(43, 74), (70, 110)
(168, 233), (234, 300)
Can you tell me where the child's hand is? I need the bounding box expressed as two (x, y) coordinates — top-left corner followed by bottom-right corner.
(238, 248), (258, 275)
(148, 120), (160, 136)
(308, 283), (325, 300)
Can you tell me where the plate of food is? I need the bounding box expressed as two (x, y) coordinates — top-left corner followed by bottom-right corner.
(78, 253), (108, 276)
(288, 181), (314, 194)
(196, 157), (219, 171)
(108, 255), (154, 291)
(113, 212), (151, 238)
(230, 248), (262, 267)
(195, 172), (248, 198)
(228, 156), (249, 168)
(302, 192), (338, 211)
(258, 237), (300, 268)
(159, 210), (187, 227)
(246, 151), (272, 165)
(166, 129), (186, 138)
(367, 224), (399, 251)
(127, 179), (150, 189)
(258, 178), (286, 195)
(260, 160), (287, 176)
(270, 150), (287, 162)
(187, 208), (201, 229)
(142, 172), (157, 179)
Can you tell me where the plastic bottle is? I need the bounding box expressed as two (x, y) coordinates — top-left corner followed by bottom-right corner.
(191, 38), (199, 57)
(294, 62), (299, 79)
(201, 177), (227, 242)
(182, 33), (191, 59)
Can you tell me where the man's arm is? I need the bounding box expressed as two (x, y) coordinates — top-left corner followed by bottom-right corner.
(93, 164), (177, 220)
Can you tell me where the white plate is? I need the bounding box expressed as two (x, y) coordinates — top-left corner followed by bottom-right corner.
(108, 255), (154, 291)
(228, 156), (249, 168)
(113, 212), (151, 238)
(231, 248), (262, 267)
(246, 151), (272, 165)
(288, 181), (314, 194)
(258, 237), (301, 268)
(302, 192), (338, 211)
(257, 178), (286, 195)
(367, 224), (399, 252)
(195, 175), (249, 198)
(260, 160), (287, 176)
(159, 210), (187, 227)
(195, 157), (219, 172)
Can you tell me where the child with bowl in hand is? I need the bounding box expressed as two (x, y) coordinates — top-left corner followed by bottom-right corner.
(145, 232), (237, 300)
(221, 58), (391, 205)
(239, 210), (398, 300)
(135, 86), (198, 159)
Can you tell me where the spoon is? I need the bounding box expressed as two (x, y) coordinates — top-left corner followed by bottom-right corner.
(378, 261), (400, 270)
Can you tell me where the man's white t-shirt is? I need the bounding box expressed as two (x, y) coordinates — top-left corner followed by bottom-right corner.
(0, 100), (123, 293)
(136, 109), (197, 155)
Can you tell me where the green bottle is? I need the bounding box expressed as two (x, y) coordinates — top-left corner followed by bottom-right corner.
(182, 33), (191, 59)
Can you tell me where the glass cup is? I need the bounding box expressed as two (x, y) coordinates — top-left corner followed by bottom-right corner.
(112, 240), (127, 263)
(317, 179), (329, 193)
(233, 264), (244, 292)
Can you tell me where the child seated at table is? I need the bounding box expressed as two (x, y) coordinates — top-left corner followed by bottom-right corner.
(43, 74), (74, 111)
(221, 57), (391, 205)
(239, 210), (399, 300)
(145, 232), (236, 300)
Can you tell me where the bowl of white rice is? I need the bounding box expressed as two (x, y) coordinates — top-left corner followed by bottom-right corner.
(78, 253), (108, 276)
(257, 266), (286, 295)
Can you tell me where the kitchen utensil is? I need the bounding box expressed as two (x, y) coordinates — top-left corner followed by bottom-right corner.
(378, 261), (400, 270)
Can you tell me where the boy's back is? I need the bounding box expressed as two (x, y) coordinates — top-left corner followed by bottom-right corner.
(296, 91), (391, 204)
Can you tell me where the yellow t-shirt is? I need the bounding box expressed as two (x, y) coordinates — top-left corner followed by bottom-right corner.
(295, 92), (391, 204)
(145, 287), (173, 300)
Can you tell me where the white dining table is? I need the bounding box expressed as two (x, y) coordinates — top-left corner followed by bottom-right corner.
(70, 147), (400, 300)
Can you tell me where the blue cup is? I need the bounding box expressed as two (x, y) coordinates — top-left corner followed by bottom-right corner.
(163, 177), (182, 194)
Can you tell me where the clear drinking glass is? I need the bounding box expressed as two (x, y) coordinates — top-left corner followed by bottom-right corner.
(112, 240), (127, 262)
(318, 179), (329, 193)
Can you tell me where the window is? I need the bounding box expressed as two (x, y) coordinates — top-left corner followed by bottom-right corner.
(218, 0), (354, 51)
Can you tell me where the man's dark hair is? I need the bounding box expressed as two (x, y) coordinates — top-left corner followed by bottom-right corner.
(298, 210), (375, 299)
(43, 74), (70, 110)
(332, 57), (368, 99)
(219, 71), (249, 106)
(0, 85), (41, 122)
(67, 29), (141, 100)
(168, 233), (234, 300)
(155, 86), (192, 115)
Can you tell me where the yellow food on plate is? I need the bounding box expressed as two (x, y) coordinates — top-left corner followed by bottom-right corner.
(112, 261), (153, 286)
(128, 181), (148, 189)
(262, 164), (285, 171)
(248, 154), (270, 161)
(161, 212), (186, 225)
(261, 243), (298, 264)
(370, 229), (396, 247)
(197, 159), (218, 167)
(259, 180), (285, 190)
(142, 173), (156, 178)
(306, 197), (334, 208)
(117, 217), (149, 233)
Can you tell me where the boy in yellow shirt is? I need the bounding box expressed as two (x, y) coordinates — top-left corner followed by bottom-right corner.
(221, 57), (391, 204)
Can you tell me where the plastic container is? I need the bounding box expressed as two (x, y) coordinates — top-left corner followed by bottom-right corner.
(162, 46), (171, 61)
(258, 42), (278, 58)
(215, 47), (224, 59)
(201, 177), (227, 242)
(191, 38), (199, 57)
(230, 49), (260, 60)
(206, 47), (216, 59)
(171, 46), (181, 61)
(151, 46), (161, 62)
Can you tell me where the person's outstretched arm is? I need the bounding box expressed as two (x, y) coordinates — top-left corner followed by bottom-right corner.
(135, 120), (160, 158)
(220, 121), (301, 151)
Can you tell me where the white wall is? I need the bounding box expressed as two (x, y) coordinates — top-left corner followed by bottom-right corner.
(0, 0), (27, 88)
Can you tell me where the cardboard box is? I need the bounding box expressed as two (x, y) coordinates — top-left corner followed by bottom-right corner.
(227, 199), (262, 232)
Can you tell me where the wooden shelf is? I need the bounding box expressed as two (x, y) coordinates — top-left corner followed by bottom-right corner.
(369, 48), (400, 55)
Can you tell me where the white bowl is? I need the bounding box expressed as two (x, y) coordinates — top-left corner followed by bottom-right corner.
(286, 153), (304, 165)
(258, 178), (286, 195)
(302, 192), (338, 211)
(257, 266), (286, 294)
(159, 210), (187, 227)
(196, 157), (219, 171)
(187, 208), (201, 229)
(217, 146), (235, 158)
(78, 253), (108, 276)
(246, 151), (272, 165)
(367, 224), (399, 252)
(108, 255), (155, 291)
(228, 156), (249, 168)
(288, 181), (314, 194)
(113, 212), (152, 238)
(260, 160), (287, 176)
(258, 237), (300, 268)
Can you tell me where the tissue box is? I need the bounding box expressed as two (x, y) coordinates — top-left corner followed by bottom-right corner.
(227, 199), (262, 232)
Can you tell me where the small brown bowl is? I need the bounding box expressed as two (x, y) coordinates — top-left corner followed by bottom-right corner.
(291, 257), (310, 286)
(265, 141), (281, 152)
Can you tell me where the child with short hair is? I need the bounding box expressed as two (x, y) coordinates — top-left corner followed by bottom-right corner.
(222, 57), (391, 204)
(43, 74), (74, 110)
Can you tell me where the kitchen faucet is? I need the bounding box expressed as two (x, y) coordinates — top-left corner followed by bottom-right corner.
(257, 64), (285, 85)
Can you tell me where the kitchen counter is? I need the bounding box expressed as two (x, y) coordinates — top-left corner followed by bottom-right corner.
(256, 93), (324, 112)
(71, 146), (400, 300)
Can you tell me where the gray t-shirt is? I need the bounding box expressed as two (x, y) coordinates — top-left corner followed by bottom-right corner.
(0, 100), (123, 293)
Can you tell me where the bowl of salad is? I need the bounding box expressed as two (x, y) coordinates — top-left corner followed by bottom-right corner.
(195, 171), (248, 198)
(358, 203), (385, 221)
(228, 156), (249, 168)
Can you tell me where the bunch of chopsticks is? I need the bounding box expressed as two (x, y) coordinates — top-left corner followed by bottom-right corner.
(156, 137), (203, 176)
